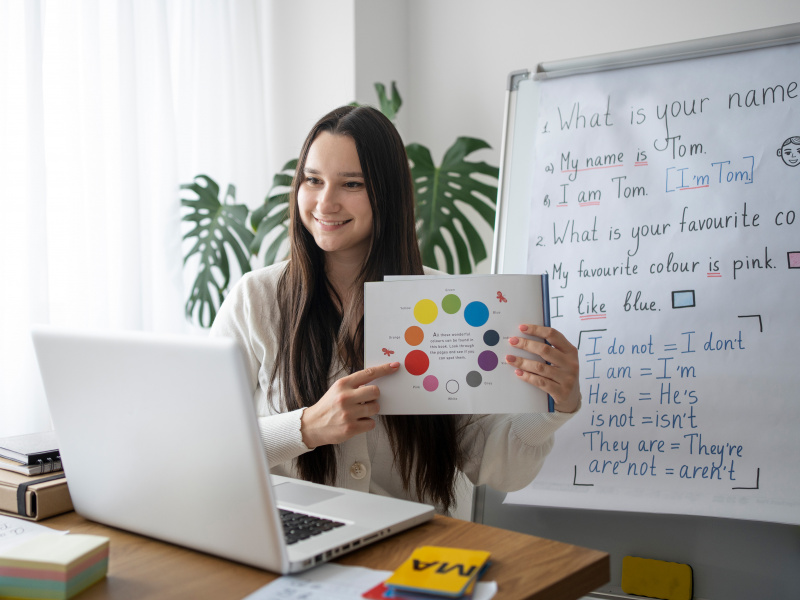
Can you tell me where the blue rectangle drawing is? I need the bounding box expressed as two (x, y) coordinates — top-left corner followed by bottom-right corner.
(672, 290), (696, 309)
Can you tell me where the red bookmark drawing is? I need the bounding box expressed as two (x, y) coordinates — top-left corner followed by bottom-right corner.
(382, 348), (394, 356)
(497, 291), (508, 303)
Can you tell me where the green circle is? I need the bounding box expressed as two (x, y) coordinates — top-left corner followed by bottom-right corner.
(442, 294), (461, 315)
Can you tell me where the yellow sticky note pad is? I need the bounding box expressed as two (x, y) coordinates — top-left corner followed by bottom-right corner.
(385, 545), (491, 597)
(621, 555), (693, 600)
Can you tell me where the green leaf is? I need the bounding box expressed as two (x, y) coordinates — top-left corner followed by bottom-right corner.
(407, 137), (499, 274)
(181, 174), (255, 327)
(351, 82), (403, 121)
(374, 82), (402, 121)
(251, 159), (297, 265)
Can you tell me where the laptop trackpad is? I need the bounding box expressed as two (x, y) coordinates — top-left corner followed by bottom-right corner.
(274, 481), (344, 507)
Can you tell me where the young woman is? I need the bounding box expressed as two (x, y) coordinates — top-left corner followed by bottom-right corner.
(211, 105), (581, 514)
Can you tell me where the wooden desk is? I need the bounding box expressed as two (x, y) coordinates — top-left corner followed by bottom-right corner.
(44, 511), (608, 600)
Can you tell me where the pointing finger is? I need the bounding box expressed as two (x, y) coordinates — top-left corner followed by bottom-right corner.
(345, 362), (401, 388)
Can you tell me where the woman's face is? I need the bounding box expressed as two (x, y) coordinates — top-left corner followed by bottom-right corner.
(298, 132), (374, 262)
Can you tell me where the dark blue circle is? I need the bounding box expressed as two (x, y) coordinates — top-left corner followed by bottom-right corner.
(483, 330), (500, 346)
(464, 301), (489, 327)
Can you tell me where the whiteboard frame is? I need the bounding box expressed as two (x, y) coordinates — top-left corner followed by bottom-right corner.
(477, 21), (800, 599)
(490, 22), (800, 275)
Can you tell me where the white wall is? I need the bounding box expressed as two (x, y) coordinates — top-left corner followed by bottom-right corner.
(259, 0), (356, 184)
(354, 0), (410, 135)
(405, 0), (800, 158)
(401, 0), (800, 272)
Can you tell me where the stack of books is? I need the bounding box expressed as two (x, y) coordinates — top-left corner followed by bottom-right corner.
(0, 432), (73, 521)
(363, 546), (492, 599)
(0, 533), (109, 599)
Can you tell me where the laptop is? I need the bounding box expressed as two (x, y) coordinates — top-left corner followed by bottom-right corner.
(31, 326), (434, 574)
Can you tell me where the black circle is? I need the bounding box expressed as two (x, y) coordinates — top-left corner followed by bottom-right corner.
(483, 329), (500, 346)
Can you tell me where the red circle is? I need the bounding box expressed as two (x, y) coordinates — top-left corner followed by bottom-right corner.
(404, 350), (430, 376)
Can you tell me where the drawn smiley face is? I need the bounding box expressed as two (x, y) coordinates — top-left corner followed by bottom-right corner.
(778, 141), (800, 167)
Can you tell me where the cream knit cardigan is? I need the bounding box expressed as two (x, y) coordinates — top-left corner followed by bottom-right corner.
(210, 261), (575, 513)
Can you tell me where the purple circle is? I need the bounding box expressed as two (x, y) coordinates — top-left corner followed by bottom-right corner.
(478, 350), (498, 371)
(423, 375), (439, 392)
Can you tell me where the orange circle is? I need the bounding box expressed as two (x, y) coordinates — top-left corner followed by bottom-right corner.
(405, 326), (424, 346)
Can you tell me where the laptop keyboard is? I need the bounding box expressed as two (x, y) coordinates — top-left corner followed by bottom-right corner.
(279, 509), (346, 545)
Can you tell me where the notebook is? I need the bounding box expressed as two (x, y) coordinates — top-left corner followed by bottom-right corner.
(30, 326), (434, 574)
(0, 431), (60, 466)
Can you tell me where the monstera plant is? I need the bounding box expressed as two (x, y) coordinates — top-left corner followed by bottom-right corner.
(181, 83), (499, 327)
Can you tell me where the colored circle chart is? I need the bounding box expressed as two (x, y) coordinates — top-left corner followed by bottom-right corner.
(399, 292), (505, 395)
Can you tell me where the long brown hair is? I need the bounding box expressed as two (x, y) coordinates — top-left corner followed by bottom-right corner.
(270, 105), (465, 511)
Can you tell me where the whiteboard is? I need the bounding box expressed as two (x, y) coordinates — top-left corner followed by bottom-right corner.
(492, 26), (800, 526)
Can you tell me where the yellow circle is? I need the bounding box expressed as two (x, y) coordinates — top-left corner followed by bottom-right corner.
(414, 299), (438, 324)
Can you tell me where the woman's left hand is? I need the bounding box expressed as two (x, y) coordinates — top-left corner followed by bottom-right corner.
(506, 324), (581, 414)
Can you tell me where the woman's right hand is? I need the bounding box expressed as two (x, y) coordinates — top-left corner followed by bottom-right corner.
(300, 362), (400, 448)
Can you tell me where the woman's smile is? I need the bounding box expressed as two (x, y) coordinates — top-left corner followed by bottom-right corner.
(314, 216), (353, 228)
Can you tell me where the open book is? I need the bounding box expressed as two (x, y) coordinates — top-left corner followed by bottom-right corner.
(364, 274), (551, 414)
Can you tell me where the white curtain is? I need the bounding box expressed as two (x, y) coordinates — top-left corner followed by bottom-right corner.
(0, 0), (271, 437)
